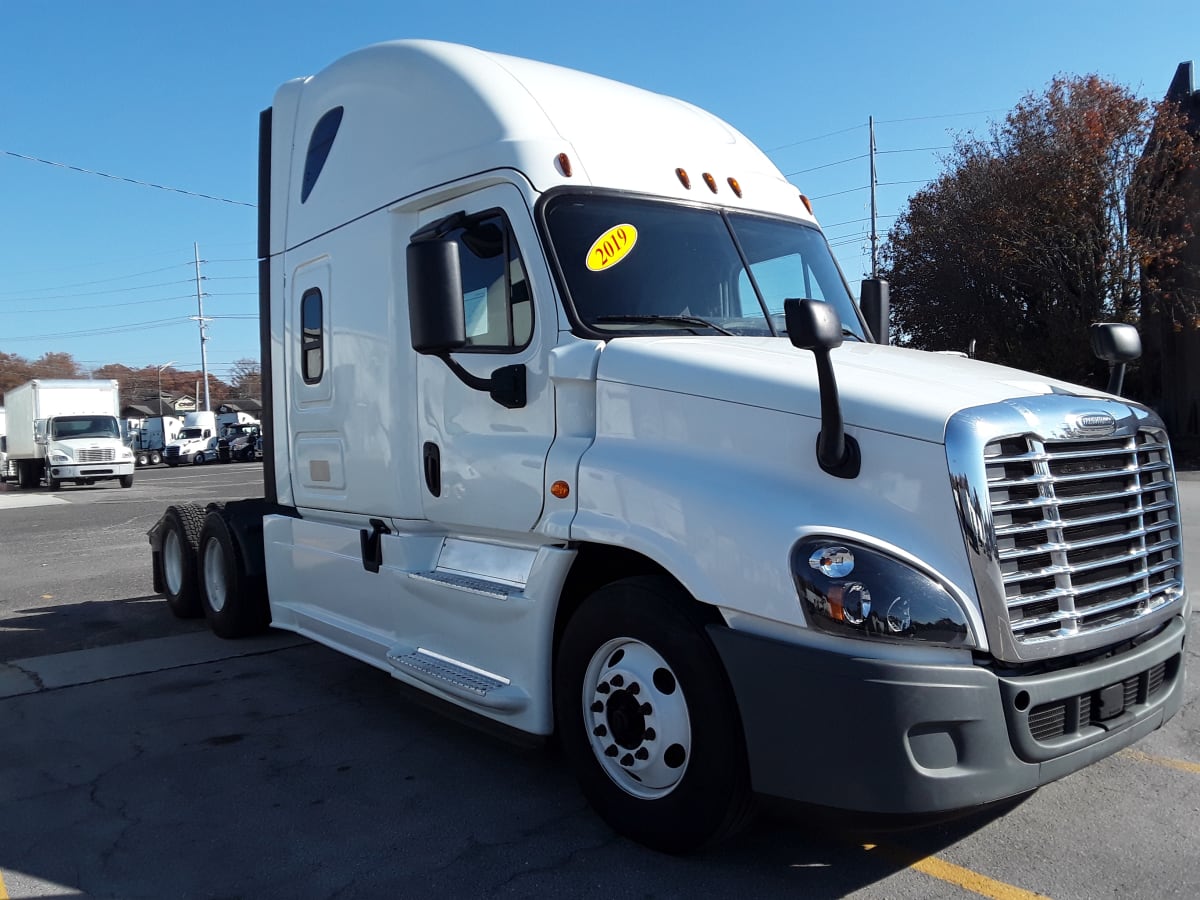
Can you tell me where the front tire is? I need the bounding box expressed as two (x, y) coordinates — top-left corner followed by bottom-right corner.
(198, 510), (270, 639)
(554, 576), (753, 853)
(159, 504), (205, 618)
(120, 474), (134, 488)
(193, 451), (207, 465)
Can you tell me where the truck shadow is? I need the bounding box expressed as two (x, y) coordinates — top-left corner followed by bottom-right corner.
(0, 594), (204, 661)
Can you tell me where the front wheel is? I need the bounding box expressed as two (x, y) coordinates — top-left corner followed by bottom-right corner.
(554, 576), (753, 853)
(120, 474), (134, 488)
(193, 451), (207, 465)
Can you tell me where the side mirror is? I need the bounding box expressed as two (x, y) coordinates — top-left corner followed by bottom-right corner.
(859, 278), (890, 346)
(406, 237), (526, 409)
(784, 299), (859, 478)
(408, 240), (466, 354)
(1090, 323), (1141, 396)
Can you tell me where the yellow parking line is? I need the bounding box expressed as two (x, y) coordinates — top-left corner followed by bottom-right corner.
(1120, 749), (1200, 775)
(0, 868), (9, 899)
(909, 855), (1049, 900)
(864, 845), (1049, 900)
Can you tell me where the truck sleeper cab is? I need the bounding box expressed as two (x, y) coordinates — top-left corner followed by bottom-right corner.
(149, 41), (1187, 853)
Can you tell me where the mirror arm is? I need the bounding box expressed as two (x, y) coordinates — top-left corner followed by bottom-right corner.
(437, 354), (527, 409)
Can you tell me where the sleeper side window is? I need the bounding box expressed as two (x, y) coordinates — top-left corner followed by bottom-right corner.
(301, 107), (344, 203)
(449, 212), (533, 351)
(301, 288), (324, 383)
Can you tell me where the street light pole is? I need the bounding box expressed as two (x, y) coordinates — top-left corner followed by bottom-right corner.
(157, 361), (176, 415)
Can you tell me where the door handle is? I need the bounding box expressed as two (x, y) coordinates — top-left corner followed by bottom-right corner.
(423, 442), (441, 497)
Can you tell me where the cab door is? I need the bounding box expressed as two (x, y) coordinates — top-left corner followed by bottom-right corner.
(412, 183), (555, 533)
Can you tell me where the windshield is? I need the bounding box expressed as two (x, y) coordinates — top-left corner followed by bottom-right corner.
(50, 415), (119, 440)
(543, 193), (864, 339)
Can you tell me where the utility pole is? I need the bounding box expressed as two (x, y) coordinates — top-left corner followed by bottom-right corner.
(869, 115), (879, 278)
(192, 242), (211, 412)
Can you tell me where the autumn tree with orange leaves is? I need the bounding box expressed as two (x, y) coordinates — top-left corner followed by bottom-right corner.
(881, 74), (1200, 389)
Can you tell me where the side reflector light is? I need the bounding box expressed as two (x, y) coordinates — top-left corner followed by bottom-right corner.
(551, 480), (571, 499)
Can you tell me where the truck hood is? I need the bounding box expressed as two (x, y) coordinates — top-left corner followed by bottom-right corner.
(593, 336), (1106, 444)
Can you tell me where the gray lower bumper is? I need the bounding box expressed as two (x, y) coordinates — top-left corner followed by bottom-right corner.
(708, 615), (1186, 814)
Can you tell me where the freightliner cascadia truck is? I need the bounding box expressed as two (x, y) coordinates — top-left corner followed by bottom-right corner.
(149, 40), (1188, 852)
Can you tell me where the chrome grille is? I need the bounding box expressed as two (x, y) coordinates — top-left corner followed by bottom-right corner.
(985, 429), (1181, 647)
(76, 448), (115, 463)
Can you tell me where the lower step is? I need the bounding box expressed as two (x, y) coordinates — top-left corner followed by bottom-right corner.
(385, 647), (528, 712)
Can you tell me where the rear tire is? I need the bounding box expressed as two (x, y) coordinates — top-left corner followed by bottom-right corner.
(159, 504), (205, 618)
(554, 576), (753, 853)
(136, 452), (149, 467)
(150, 451), (162, 466)
(198, 509), (270, 639)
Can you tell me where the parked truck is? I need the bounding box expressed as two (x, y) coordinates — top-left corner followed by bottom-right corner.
(6, 379), (135, 489)
(162, 411), (218, 466)
(149, 41), (1187, 852)
(128, 414), (184, 467)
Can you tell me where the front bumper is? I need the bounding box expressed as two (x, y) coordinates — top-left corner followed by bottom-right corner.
(49, 461), (135, 480)
(709, 614), (1186, 814)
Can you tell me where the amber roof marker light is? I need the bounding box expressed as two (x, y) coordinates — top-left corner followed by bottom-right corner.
(702, 172), (718, 193)
(799, 193), (814, 215)
(557, 153), (573, 177)
(675, 168), (691, 189)
(727, 177), (742, 197)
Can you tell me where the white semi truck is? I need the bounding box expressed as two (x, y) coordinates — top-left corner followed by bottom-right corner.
(149, 41), (1187, 852)
(6, 379), (135, 489)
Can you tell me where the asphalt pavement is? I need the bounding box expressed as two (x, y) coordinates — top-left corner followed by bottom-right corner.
(0, 463), (1197, 899)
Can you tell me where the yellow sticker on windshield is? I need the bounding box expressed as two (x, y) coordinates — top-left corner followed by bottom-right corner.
(586, 224), (638, 272)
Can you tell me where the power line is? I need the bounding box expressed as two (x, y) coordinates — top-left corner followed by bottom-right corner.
(2, 316), (191, 342)
(2, 150), (255, 208)
(0, 293), (197, 315)
(0, 279), (197, 304)
(0, 263), (194, 296)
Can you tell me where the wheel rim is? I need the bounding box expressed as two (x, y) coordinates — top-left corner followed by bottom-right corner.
(582, 638), (691, 800)
(203, 536), (227, 612)
(164, 528), (185, 596)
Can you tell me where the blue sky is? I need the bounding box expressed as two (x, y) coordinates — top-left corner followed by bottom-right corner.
(2, 1), (1198, 383)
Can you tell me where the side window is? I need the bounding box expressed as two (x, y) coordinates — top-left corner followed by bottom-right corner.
(450, 212), (533, 351)
(301, 288), (324, 383)
(301, 107), (344, 204)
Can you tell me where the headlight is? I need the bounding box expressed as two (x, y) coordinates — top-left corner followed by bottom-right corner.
(791, 539), (975, 648)
(119, 448), (133, 459)
(50, 450), (71, 463)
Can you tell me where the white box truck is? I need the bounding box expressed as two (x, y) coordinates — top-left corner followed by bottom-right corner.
(6, 379), (135, 489)
(149, 41), (1187, 852)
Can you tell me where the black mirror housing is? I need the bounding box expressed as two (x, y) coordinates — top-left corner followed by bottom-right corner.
(784, 298), (843, 351)
(1090, 323), (1141, 364)
(407, 240), (466, 354)
(860, 278), (890, 345)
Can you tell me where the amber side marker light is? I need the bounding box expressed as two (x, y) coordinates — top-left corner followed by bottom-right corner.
(676, 168), (692, 189)
(799, 193), (814, 215)
(551, 480), (571, 499)
(727, 177), (743, 197)
(557, 153), (573, 177)
(702, 172), (718, 193)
